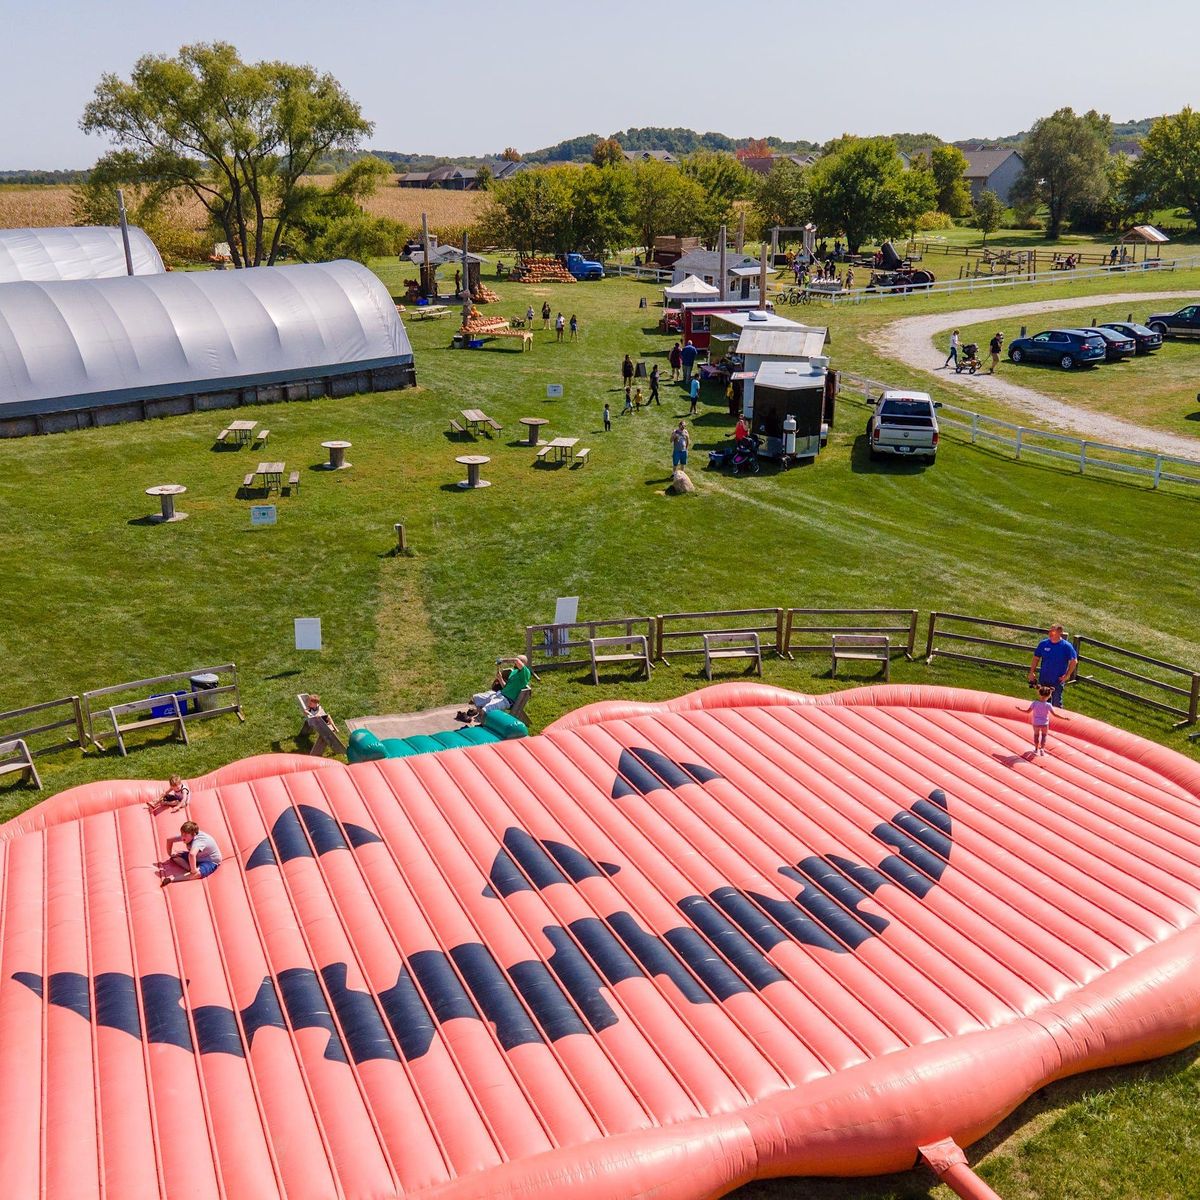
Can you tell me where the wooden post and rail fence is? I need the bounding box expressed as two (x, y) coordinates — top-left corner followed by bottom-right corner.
(519, 606), (1198, 728)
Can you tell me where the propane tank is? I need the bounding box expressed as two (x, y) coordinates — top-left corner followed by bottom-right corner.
(783, 414), (797, 456)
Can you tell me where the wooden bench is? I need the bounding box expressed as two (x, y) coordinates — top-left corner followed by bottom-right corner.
(536, 445), (552, 460)
(254, 429), (270, 445)
(104, 693), (189, 757)
(449, 418), (466, 435)
(0, 739), (41, 790)
(573, 448), (590, 466)
(703, 632), (763, 680)
(831, 634), (891, 680)
(485, 417), (503, 434)
(297, 693), (346, 757)
(216, 428), (232, 443)
(589, 635), (653, 685)
(288, 470), (301, 492)
(243, 472), (257, 489)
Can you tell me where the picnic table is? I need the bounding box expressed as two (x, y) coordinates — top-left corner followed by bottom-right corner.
(545, 436), (579, 463)
(519, 417), (549, 446)
(455, 455), (491, 489)
(411, 305), (452, 320)
(227, 420), (258, 443)
(256, 462), (285, 493)
(460, 409), (491, 435)
(320, 440), (352, 470)
(145, 484), (188, 523)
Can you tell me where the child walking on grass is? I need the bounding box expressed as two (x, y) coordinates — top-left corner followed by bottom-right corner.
(1017, 685), (1071, 756)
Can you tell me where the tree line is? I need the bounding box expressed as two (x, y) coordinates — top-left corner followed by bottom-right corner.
(72, 45), (1200, 267)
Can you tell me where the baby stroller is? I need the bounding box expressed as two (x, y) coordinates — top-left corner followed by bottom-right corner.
(956, 343), (981, 374)
(729, 434), (761, 476)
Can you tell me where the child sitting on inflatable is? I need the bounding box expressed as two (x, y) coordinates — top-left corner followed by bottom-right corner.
(459, 655), (532, 724)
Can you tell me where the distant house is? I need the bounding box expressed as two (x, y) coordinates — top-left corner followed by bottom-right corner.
(397, 160), (530, 189)
(671, 249), (761, 300)
(961, 149), (1026, 205)
(738, 153), (817, 177)
(1110, 139), (1144, 160)
(622, 149), (677, 163)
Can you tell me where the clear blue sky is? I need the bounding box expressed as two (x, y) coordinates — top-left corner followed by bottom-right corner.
(2, 0), (1197, 169)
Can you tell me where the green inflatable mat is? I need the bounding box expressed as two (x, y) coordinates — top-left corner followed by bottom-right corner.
(347, 708), (526, 763)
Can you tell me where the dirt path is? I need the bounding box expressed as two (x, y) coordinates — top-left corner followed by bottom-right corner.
(876, 291), (1200, 457)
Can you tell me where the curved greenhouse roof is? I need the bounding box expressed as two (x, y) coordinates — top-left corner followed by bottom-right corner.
(0, 226), (165, 282)
(0, 260), (414, 422)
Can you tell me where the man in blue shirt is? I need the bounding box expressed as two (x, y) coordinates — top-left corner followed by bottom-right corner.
(680, 340), (699, 383)
(1028, 624), (1077, 707)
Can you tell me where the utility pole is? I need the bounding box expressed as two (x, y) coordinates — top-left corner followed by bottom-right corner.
(116, 189), (134, 276)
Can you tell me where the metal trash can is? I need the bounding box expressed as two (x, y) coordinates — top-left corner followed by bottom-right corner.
(190, 673), (221, 712)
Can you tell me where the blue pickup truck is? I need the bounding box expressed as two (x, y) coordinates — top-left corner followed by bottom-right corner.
(563, 253), (605, 280)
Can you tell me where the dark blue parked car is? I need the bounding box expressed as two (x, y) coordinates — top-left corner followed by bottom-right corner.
(1099, 321), (1163, 354)
(1007, 328), (1107, 370)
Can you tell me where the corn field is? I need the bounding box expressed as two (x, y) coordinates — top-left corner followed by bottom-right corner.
(0, 176), (491, 250)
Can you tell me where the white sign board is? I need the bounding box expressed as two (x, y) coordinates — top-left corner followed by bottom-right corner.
(294, 618), (323, 651)
(250, 505), (277, 526)
(549, 596), (579, 657)
(546, 384), (564, 398)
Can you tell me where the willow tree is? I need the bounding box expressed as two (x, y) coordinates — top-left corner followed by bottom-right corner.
(81, 42), (372, 267)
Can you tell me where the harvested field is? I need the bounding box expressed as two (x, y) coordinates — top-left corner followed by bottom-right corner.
(0, 175), (489, 243)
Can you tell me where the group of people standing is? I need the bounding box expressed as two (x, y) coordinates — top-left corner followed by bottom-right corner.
(524, 302), (578, 340)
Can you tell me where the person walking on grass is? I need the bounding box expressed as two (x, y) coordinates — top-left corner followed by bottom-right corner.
(649, 364), (660, 404)
(525, 303), (534, 328)
(689, 376), (700, 416)
(988, 331), (1004, 373)
(569, 313), (578, 339)
(671, 420), (691, 469)
(555, 312), (565, 342)
(622, 388), (633, 415)
(1017, 686), (1072, 756)
(944, 329), (960, 370)
(541, 301), (551, 329)
(603, 402), (611, 431)
(622, 353), (634, 390)
(160, 821), (222, 887)
(669, 341), (682, 381)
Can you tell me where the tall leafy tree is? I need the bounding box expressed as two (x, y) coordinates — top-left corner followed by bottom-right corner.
(1011, 107), (1112, 239)
(753, 157), (810, 238)
(81, 42), (372, 267)
(807, 137), (934, 251)
(679, 151), (756, 239)
(1133, 108), (1200, 230)
(628, 160), (706, 257)
(918, 145), (972, 217)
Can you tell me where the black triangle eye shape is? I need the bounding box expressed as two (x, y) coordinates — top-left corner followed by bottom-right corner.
(483, 828), (621, 898)
(612, 747), (723, 799)
(247, 805), (383, 869)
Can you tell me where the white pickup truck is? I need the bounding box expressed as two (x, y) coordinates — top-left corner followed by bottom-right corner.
(867, 390), (940, 462)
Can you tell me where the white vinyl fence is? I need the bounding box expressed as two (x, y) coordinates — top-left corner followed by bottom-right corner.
(837, 370), (1200, 491)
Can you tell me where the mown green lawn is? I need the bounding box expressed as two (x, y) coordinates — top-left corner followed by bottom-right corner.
(1, 265), (1199, 1200)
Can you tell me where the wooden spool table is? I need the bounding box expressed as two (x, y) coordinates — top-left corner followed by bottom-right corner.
(145, 484), (188, 523)
(455, 455), (491, 489)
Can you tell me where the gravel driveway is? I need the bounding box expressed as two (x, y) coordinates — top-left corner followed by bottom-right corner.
(876, 291), (1200, 457)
